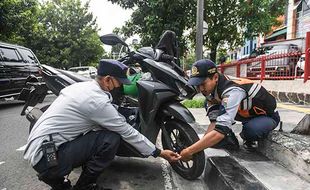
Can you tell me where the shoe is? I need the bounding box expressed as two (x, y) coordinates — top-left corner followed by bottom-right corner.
(225, 131), (240, 150)
(211, 131), (239, 150)
(73, 183), (112, 190)
(50, 180), (72, 190)
(243, 140), (257, 152)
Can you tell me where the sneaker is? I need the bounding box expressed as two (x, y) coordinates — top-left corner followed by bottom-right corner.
(243, 140), (257, 152)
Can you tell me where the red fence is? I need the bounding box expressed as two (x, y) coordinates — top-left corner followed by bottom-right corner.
(219, 32), (310, 83)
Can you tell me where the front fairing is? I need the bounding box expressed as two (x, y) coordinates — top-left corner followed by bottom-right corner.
(141, 58), (196, 98)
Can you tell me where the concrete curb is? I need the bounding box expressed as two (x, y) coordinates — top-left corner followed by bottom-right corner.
(204, 156), (268, 190)
(270, 91), (310, 105)
(258, 131), (310, 182)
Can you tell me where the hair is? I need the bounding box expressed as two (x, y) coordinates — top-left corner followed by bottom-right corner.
(206, 72), (218, 79)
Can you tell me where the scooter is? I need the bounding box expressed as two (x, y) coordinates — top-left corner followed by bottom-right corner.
(19, 31), (205, 180)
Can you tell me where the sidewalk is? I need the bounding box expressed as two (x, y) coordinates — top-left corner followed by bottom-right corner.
(189, 102), (310, 132)
(189, 103), (310, 189)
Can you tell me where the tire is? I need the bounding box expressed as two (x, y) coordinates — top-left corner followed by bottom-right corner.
(162, 120), (205, 180)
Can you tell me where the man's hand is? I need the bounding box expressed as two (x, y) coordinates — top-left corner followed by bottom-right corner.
(180, 148), (193, 162)
(160, 150), (181, 162)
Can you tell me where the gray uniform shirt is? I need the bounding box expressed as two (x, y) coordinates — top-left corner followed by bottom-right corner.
(24, 80), (155, 166)
(211, 87), (247, 128)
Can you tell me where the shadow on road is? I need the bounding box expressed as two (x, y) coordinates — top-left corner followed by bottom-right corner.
(0, 101), (24, 110)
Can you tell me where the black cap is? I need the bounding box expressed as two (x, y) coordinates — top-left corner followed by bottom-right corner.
(188, 59), (217, 86)
(97, 59), (131, 85)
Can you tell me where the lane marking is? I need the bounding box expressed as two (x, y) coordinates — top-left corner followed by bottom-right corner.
(16, 144), (27, 151)
(0, 161), (5, 165)
(159, 158), (174, 190)
(157, 133), (174, 190)
(277, 103), (310, 114)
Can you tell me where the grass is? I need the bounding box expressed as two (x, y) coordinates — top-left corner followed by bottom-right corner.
(182, 97), (206, 108)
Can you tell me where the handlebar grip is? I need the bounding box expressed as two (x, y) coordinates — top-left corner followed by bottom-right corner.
(161, 54), (175, 61)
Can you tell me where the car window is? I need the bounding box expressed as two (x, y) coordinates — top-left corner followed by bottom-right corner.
(0, 47), (23, 62)
(18, 48), (38, 64)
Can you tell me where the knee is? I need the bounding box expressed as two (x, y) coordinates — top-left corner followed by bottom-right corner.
(107, 132), (121, 149)
(242, 124), (274, 141)
(97, 131), (120, 154)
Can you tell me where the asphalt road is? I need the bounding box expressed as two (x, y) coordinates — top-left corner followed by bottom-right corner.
(0, 95), (208, 190)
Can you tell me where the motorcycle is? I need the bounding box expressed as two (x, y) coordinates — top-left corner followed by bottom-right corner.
(19, 31), (205, 180)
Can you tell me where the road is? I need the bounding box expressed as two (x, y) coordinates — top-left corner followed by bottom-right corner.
(0, 95), (208, 190)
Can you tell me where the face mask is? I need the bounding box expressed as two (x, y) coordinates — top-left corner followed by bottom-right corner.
(110, 86), (124, 105)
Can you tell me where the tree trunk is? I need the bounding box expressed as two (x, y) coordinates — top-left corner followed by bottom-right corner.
(210, 46), (217, 63)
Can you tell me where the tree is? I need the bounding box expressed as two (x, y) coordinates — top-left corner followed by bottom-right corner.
(109, 0), (286, 63)
(32, 0), (104, 68)
(107, 0), (196, 56)
(0, 0), (39, 45)
(202, 0), (286, 62)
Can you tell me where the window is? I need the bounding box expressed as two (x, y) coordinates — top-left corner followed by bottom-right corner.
(243, 47), (246, 55)
(246, 46), (249, 54)
(303, 0), (310, 14)
(0, 47), (22, 62)
(18, 48), (38, 64)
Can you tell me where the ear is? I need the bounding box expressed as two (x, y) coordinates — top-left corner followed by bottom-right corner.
(214, 73), (219, 81)
(103, 75), (112, 83)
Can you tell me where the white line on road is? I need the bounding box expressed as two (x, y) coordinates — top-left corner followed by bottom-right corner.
(157, 133), (175, 190)
(160, 158), (174, 190)
(16, 144), (27, 151)
(0, 161), (5, 165)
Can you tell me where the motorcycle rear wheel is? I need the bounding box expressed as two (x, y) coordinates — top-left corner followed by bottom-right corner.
(162, 120), (205, 180)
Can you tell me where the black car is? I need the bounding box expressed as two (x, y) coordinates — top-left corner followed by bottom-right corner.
(0, 42), (41, 100)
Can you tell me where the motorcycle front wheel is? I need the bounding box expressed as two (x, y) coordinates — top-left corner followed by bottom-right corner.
(162, 120), (205, 180)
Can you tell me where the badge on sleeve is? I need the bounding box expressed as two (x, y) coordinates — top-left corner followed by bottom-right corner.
(222, 94), (230, 108)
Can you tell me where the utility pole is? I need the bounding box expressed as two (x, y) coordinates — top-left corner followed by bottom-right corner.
(195, 0), (204, 61)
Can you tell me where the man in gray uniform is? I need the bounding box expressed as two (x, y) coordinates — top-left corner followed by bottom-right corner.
(24, 60), (181, 190)
(180, 59), (280, 161)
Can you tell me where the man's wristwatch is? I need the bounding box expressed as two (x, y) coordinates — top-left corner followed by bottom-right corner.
(152, 147), (161, 158)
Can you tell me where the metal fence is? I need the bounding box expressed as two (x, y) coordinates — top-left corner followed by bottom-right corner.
(219, 32), (310, 83)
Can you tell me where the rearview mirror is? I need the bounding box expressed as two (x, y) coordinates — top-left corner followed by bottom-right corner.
(100, 34), (128, 47)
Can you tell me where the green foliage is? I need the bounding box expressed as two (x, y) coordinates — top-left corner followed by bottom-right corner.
(30, 0), (104, 68)
(107, 0), (196, 56)
(109, 0), (285, 63)
(217, 47), (228, 64)
(1, 0), (286, 68)
(182, 98), (205, 108)
(202, 0), (286, 62)
(181, 52), (196, 71)
(0, 0), (39, 45)
(1, 0), (105, 69)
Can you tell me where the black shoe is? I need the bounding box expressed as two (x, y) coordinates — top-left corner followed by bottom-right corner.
(50, 180), (72, 190)
(73, 183), (112, 190)
(243, 141), (257, 152)
(211, 131), (239, 150)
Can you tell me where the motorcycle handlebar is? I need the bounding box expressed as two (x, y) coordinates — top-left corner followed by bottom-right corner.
(160, 54), (175, 61)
